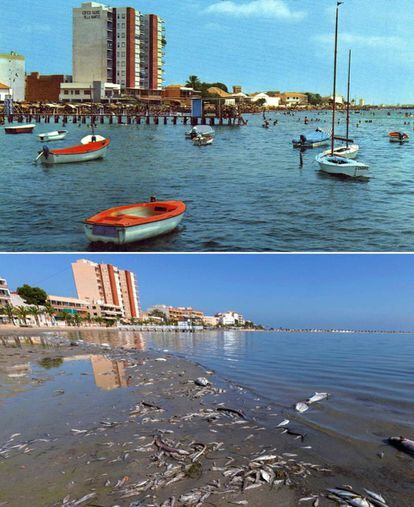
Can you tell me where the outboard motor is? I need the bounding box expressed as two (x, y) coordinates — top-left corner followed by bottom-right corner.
(42, 145), (50, 159)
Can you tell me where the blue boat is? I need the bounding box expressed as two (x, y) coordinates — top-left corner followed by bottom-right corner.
(292, 128), (330, 148)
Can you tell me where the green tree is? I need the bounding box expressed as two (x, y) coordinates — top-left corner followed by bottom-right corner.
(14, 306), (30, 326)
(255, 98), (267, 107)
(16, 285), (48, 306)
(44, 302), (56, 323)
(148, 309), (167, 322)
(1, 303), (16, 325)
(186, 75), (202, 90)
(73, 313), (82, 327)
(29, 305), (44, 326)
(305, 92), (323, 106)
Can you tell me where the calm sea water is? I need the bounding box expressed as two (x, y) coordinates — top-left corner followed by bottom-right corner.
(2, 110), (414, 251)
(54, 328), (414, 449)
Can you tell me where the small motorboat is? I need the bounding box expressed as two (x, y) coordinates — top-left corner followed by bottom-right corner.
(315, 153), (370, 179)
(389, 132), (409, 143)
(38, 130), (68, 142)
(84, 200), (186, 244)
(193, 133), (214, 146)
(321, 143), (359, 159)
(5, 124), (36, 134)
(292, 128), (330, 148)
(185, 125), (215, 140)
(36, 138), (110, 165)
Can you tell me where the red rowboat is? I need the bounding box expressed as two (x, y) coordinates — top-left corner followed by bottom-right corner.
(5, 124), (36, 134)
(84, 201), (186, 244)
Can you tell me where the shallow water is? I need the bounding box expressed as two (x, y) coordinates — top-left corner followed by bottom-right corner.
(50, 329), (414, 449)
(2, 109), (414, 251)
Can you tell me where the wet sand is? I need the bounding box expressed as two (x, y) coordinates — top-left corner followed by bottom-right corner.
(0, 333), (404, 506)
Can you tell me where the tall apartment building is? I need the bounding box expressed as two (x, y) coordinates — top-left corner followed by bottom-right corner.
(72, 2), (165, 93)
(0, 277), (11, 307)
(71, 259), (140, 320)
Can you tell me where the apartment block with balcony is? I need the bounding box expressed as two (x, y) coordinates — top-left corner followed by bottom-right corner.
(70, 2), (165, 98)
(72, 259), (140, 321)
(0, 277), (11, 307)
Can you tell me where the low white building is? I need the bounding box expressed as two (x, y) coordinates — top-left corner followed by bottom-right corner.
(251, 92), (281, 108)
(216, 311), (245, 326)
(59, 81), (120, 103)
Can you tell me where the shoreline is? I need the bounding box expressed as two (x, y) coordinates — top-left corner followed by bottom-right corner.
(0, 330), (403, 506)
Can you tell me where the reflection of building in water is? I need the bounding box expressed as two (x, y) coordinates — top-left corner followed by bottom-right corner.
(118, 331), (145, 350)
(90, 355), (128, 390)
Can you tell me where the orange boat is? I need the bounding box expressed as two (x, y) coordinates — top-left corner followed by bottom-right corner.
(388, 131), (409, 143)
(84, 201), (186, 244)
(37, 138), (110, 165)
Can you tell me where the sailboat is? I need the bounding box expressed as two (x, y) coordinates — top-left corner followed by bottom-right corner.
(316, 2), (370, 179)
(321, 50), (359, 159)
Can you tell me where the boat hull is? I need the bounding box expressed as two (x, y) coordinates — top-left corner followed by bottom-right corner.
(39, 140), (109, 165)
(316, 154), (370, 179)
(322, 144), (359, 159)
(38, 131), (68, 142)
(84, 213), (185, 244)
(5, 125), (36, 134)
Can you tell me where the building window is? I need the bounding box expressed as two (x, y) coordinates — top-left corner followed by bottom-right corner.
(75, 90), (80, 95)
(64, 90), (69, 95)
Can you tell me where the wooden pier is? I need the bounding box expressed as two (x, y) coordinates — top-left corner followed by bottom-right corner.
(0, 113), (246, 127)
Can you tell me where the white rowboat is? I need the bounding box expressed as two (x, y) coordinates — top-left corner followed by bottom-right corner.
(38, 130), (68, 142)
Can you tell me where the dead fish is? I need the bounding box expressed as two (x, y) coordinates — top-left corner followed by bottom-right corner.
(155, 358), (167, 362)
(154, 436), (190, 456)
(307, 392), (329, 404)
(277, 419), (289, 427)
(252, 454), (278, 462)
(364, 489), (388, 506)
(194, 377), (210, 387)
(70, 429), (88, 435)
(388, 436), (414, 455)
(299, 496), (319, 503)
(296, 402), (309, 413)
(217, 407), (246, 419)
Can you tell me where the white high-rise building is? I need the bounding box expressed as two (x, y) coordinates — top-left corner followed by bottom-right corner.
(72, 2), (165, 94)
(0, 52), (25, 101)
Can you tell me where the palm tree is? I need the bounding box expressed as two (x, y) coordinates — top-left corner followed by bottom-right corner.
(73, 313), (82, 327)
(44, 301), (56, 324)
(186, 75), (202, 91)
(1, 303), (16, 325)
(64, 313), (74, 327)
(14, 306), (30, 326)
(29, 305), (44, 327)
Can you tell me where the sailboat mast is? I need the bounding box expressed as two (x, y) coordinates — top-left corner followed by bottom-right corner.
(346, 49), (351, 148)
(331, 2), (342, 155)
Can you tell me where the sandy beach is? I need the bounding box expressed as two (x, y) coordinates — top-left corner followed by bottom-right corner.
(0, 331), (400, 507)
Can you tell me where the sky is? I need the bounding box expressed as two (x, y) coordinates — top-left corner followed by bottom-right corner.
(1, 254), (414, 330)
(1, 0), (414, 104)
